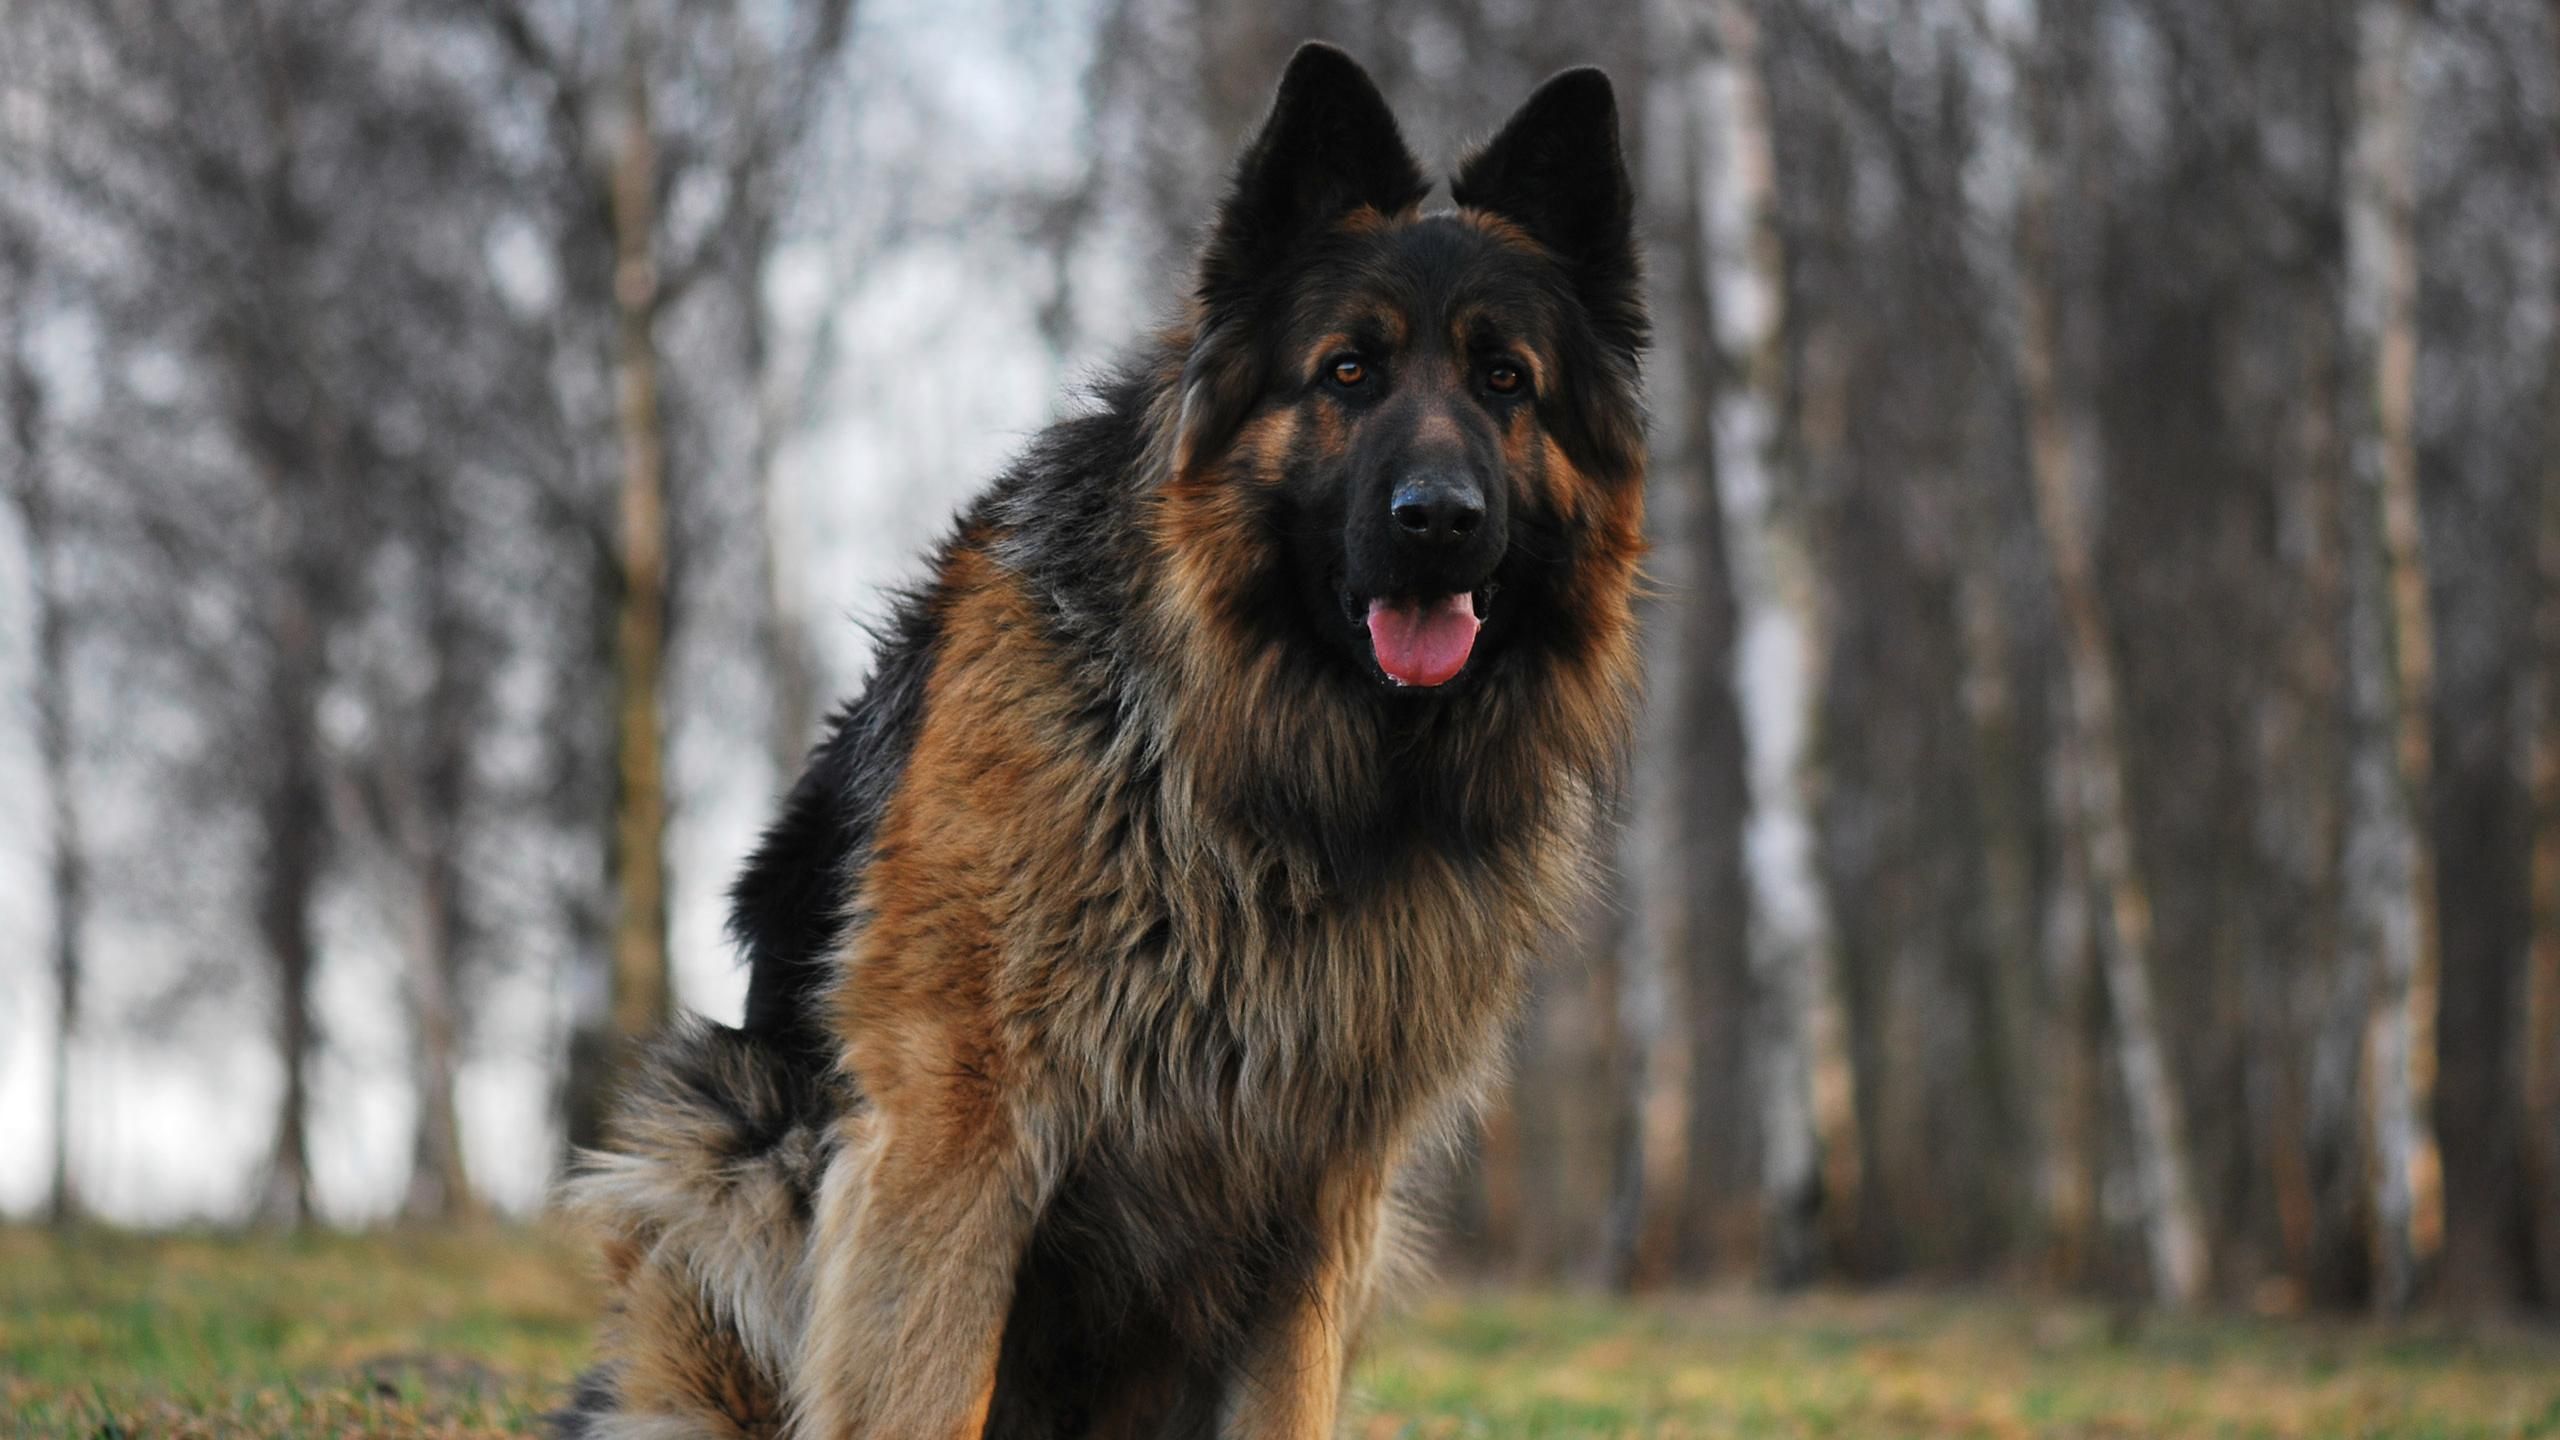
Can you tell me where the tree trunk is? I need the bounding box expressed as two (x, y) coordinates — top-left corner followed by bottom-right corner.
(754, 353), (819, 775)
(402, 518), (479, 1222)
(255, 565), (326, 1229)
(2527, 291), (2560, 1305)
(2034, 735), (2100, 1284)
(41, 581), (82, 1229)
(2004, 0), (2209, 1305)
(1699, 0), (1850, 1290)
(1604, 29), (1692, 1297)
(2028, 379), (2210, 1312)
(1602, 0), (1757, 1292)
(2019, 285), (2209, 1310)
(738, 205), (820, 775)
(1957, 509), (2049, 1277)
(2342, 0), (2442, 1316)
(2516, 0), (2560, 1306)
(1577, 869), (1632, 1285)
(722, 0), (845, 774)
(5, 249), (84, 1228)
(228, 37), (337, 1233)
(607, 24), (674, 1080)
(1476, 1076), (1527, 1270)
(1602, 376), (1706, 1290)
(730, 181), (818, 775)
(1607, 749), (1700, 1291)
(404, 849), (474, 1220)
(34, 425), (84, 1231)
(402, 843), (471, 1221)
(2286, 288), (2366, 1308)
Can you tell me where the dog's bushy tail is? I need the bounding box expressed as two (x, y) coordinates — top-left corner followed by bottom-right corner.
(554, 1017), (844, 1439)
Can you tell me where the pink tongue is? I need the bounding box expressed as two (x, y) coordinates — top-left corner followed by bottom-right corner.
(1364, 594), (1480, 688)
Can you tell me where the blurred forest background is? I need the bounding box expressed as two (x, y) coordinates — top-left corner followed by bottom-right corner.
(0, 0), (2556, 1327)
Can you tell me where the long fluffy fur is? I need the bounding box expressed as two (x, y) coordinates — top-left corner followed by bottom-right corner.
(560, 45), (1646, 1440)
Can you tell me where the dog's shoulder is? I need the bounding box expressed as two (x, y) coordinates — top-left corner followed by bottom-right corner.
(730, 367), (1167, 1059)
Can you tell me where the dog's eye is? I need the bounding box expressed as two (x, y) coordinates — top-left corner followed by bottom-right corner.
(1328, 356), (1370, 389)
(1485, 362), (1526, 396)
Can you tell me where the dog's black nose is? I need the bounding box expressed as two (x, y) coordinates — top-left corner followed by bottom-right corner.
(1390, 473), (1486, 548)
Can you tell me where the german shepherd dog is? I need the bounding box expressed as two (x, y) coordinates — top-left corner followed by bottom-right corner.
(560, 43), (1646, 1440)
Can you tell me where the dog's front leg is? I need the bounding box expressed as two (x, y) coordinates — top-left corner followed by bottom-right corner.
(792, 1100), (1043, 1440)
(1220, 1160), (1391, 1439)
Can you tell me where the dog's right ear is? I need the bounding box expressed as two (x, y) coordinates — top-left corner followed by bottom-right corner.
(1194, 43), (1427, 315)
(1452, 68), (1642, 362)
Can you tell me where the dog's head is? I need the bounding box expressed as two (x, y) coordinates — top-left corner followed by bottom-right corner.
(1166, 43), (1646, 701)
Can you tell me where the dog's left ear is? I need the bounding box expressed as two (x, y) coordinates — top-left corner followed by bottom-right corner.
(1452, 68), (1643, 357)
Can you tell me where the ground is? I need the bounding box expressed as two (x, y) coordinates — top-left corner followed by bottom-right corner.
(6, 1226), (2560, 1437)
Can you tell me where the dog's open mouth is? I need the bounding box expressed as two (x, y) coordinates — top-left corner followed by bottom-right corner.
(1353, 587), (1494, 688)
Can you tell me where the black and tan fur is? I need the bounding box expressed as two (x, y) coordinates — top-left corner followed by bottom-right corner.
(560, 44), (1647, 1440)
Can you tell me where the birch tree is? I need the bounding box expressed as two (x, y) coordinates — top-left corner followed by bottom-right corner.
(2529, 3), (2560, 1292)
(2294, 252), (2372, 1308)
(2, 234), (85, 1227)
(1695, 0), (1856, 1288)
(603, 14), (677, 1100)
(463, 0), (671, 1156)
(1605, 0), (1744, 1287)
(1981, 0), (2209, 1307)
(27, 0), (556, 1225)
(2031, 735), (2098, 1282)
(145, 5), (373, 1228)
(728, 6), (853, 773)
(363, 473), (490, 1222)
(465, 0), (853, 1150)
(2340, 0), (2442, 1315)
(2527, 246), (2560, 1302)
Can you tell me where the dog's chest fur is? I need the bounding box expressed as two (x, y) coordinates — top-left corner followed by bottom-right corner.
(838, 537), (1597, 1170)
(801, 529), (1614, 1390)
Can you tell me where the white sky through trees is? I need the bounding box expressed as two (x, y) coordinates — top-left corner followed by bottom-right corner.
(0, 0), (1110, 1223)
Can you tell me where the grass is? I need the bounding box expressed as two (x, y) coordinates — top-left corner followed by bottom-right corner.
(1356, 1292), (2560, 1438)
(1, 1225), (589, 1437)
(7, 1225), (2560, 1437)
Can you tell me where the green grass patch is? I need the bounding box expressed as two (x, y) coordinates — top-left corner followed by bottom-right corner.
(1, 1225), (593, 1437)
(1358, 1291), (2560, 1438)
(8, 1226), (2560, 1436)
